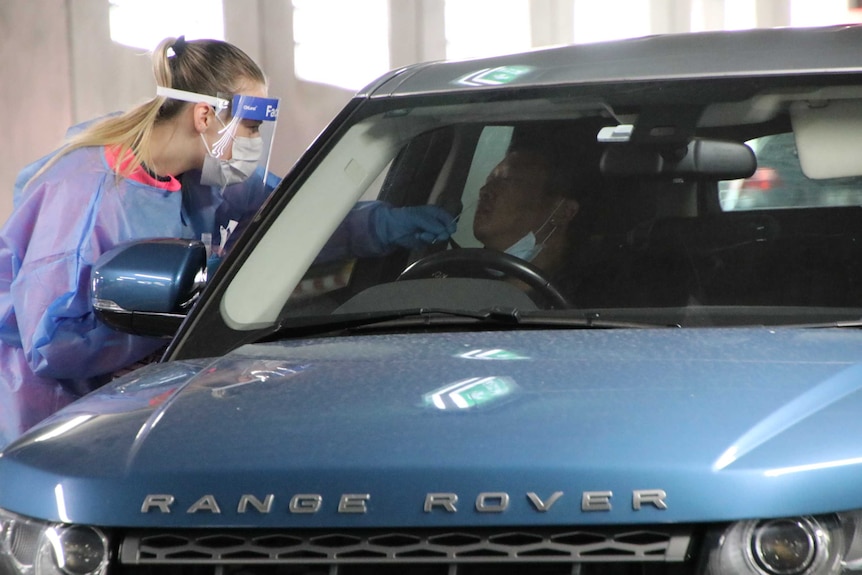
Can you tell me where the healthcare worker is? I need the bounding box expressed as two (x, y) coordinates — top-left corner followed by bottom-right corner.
(0, 36), (454, 448)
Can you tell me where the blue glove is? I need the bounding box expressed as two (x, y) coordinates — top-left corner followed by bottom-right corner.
(372, 205), (456, 249)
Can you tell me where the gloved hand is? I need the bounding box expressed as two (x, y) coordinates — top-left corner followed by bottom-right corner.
(206, 253), (222, 281)
(372, 204), (456, 249)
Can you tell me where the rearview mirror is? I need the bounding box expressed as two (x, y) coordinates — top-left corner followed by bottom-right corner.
(90, 238), (207, 338)
(600, 138), (756, 179)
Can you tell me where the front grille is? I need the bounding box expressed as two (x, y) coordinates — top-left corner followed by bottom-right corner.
(119, 526), (692, 569)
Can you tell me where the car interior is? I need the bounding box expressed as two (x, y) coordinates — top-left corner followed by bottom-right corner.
(218, 78), (862, 338)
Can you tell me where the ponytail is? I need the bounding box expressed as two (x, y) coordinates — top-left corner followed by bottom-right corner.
(26, 36), (266, 186)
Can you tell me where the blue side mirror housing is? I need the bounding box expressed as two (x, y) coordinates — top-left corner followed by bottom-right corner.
(90, 238), (207, 337)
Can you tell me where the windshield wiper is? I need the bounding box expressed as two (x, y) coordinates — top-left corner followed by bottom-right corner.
(806, 319), (862, 328)
(252, 307), (655, 344)
(254, 307), (522, 343)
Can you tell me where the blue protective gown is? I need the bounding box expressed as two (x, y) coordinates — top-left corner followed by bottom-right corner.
(0, 124), (451, 447)
(0, 146), (203, 446)
(0, 144), (303, 447)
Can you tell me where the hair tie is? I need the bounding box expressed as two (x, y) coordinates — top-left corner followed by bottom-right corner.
(171, 36), (187, 57)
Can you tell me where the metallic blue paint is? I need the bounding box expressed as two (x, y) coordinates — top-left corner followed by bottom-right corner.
(2, 327), (862, 528)
(92, 238), (206, 313)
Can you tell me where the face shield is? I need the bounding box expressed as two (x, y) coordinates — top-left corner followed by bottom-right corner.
(156, 87), (280, 189)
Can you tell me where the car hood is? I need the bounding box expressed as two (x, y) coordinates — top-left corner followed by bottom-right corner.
(4, 327), (862, 528)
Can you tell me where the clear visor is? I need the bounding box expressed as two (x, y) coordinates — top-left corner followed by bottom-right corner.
(213, 91), (279, 173)
(156, 86), (280, 177)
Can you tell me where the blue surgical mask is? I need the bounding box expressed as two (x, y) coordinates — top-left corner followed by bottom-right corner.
(504, 231), (542, 262)
(503, 199), (566, 262)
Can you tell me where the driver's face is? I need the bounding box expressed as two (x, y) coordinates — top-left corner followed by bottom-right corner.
(473, 150), (555, 251)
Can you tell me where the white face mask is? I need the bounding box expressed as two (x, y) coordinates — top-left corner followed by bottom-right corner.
(200, 134), (263, 188)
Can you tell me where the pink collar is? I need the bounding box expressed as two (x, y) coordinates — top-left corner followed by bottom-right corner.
(104, 146), (182, 192)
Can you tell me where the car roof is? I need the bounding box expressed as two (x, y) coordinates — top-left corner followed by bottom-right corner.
(363, 25), (862, 98)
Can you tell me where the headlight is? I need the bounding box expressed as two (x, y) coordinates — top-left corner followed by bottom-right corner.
(0, 508), (109, 575)
(750, 518), (821, 575)
(707, 511), (862, 575)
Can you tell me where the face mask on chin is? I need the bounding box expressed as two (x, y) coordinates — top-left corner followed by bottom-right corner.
(504, 231), (542, 262)
(199, 132), (263, 188)
(502, 199), (566, 263)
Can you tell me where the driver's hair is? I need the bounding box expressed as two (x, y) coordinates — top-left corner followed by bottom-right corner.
(506, 121), (606, 207)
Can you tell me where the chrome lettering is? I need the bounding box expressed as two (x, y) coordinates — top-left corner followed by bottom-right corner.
(527, 491), (563, 512)
(633, 489), (668, 510)
(582, 490), (613, 511)
(289, 494), (322, 513)
(339, 494), (370, 513)
(237, 494), (274, 514)
(140, 488), (667, 515)
(476, 492), (509, 512)
(141, 494), (174, 513)
(424, 493), (458, 513)
(187, 495), (221, 514)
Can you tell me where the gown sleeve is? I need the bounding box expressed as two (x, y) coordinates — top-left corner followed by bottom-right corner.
(0, 154), (169, 389)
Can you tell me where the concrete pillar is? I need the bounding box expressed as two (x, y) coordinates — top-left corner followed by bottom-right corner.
(531, 0), (575, 46)
(697, 0), (727, 31)
(67, 1), (153, 122)
(224, 1), (264, 65)
(258, 0), (352, 175)
(755, 0), (791, 27)
(1, 0), (73, 221)
(390, 0), (446, 68)
(650, 0), (692, 34)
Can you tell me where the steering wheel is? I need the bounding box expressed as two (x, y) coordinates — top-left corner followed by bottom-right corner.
(396, 248), (570, 309)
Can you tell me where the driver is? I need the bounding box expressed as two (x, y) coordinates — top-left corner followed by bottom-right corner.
(473, 146), (585, 283)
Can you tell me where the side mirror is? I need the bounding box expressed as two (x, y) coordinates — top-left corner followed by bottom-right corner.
(90, 238), (207, 338)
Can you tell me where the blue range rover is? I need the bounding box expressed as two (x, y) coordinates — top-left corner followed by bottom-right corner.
(5, 25), (862, 575)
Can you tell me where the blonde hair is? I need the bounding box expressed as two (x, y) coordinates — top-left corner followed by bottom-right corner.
(30, 36), (266, 184)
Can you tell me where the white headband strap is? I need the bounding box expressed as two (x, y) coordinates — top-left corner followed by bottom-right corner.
(156, 86), (229, 111)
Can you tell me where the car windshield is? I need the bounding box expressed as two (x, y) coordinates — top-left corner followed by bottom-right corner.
(720, 132), (862, 211)
(214, 74), (862, 340)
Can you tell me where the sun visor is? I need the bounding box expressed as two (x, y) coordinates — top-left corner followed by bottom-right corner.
(791, 99), (862, 179)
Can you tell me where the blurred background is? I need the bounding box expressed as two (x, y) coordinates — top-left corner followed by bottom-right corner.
(2, 0), (861, 224)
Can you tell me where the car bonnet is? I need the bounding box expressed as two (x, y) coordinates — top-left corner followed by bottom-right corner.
(3, 328), (862, 527)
